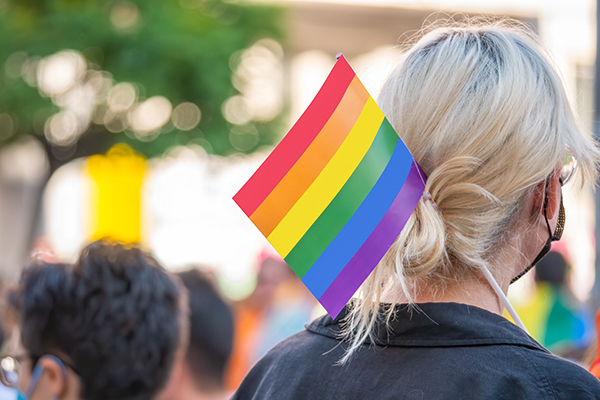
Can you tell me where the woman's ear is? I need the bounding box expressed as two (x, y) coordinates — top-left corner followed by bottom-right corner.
(28, 357), (66, 400)
(530, 168), (561, 221)
(544, 168), (562, 221)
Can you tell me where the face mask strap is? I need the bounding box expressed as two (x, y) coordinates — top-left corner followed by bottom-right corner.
(511, 178), (565, 285)
(481, 264), (529, 333)
(510, 239), (551, 284)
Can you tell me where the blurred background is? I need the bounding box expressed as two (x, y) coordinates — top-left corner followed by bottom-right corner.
(0, 0), (599, 390)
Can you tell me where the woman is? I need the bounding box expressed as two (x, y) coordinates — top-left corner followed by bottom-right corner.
(233, 20), (600, 399)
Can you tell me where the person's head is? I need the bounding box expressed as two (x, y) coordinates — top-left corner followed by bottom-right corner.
(344, 19), (599, 358)
(249, 252), (290, 307)
(159, 269), (233, 400)
(13, 240), (184, 400)
(535, 251), (568, 286)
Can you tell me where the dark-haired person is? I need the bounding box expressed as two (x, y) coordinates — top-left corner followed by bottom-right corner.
(4, 240), (186, 400)
(159, 269), (234, 400)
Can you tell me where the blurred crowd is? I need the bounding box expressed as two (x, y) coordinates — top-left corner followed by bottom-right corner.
(0, 235), (598, 400)
(0, 238), (598, 399)
(0, 240), (317, 400)
(0, 234), (598, 399)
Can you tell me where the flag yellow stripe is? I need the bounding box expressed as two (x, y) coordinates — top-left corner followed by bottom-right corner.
(267, 97), (384, 257)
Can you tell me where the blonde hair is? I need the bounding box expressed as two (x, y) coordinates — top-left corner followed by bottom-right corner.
(341, 19), (600, 362)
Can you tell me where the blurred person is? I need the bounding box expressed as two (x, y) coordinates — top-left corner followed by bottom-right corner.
(512, 251), (594, 362)
(1, 240), (186, 400)
(252, 263), (316, 359)
(233, 20), (600, 399)
(532, 251), (592, 357)
(226, 250), (315, 391)
(159, 268), (233, 400)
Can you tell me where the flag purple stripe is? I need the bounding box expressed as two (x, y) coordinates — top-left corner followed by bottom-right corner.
(318, 161), (426, 318)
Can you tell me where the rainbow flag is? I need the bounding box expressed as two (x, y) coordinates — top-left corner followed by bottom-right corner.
(234, 55), (426, 318)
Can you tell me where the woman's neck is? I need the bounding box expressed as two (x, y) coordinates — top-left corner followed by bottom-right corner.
(383, 242), (531, 317)
(404, 276), (505, 315)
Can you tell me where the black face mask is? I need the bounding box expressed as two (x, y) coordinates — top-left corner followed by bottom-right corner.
(511, 181), (565, 284)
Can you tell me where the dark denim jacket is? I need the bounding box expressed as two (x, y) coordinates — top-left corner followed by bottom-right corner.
(233, 302), (600, 399)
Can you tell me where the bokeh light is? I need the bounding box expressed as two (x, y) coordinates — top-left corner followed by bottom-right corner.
(229, 124), (259, 152)
(37, 50), (86, 97)
(129, 96), (173, 135)
(234, 39), (284, 121)
(104, 110), (129, 133)
(107, 82), (137, 112)
(223, 39), (284, 132)
(86, 70), (113, 99)
(110, 2), (141, 32)
(10, 46), (183, 144)
(21, 56), (41, 87)
(222, 95), (253, 125)
(172, 102), (201, 131)
(44, 110), (80, 146)
(4, 51), (28, 79)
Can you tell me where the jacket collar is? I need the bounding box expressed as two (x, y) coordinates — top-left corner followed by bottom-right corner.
(306, 302), (547, 352)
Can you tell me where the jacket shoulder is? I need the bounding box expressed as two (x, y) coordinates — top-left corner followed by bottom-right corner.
(231, 328), (342, 400)
(519, 348), (600, 399)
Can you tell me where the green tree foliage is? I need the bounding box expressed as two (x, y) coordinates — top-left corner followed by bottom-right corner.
(0, 0), (284, 165)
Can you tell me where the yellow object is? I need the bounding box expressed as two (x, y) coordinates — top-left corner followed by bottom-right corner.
(505, 284), (553, 341)
(86, 144), (146, 243)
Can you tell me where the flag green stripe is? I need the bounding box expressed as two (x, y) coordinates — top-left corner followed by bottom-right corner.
(285, 118), (399, 277)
